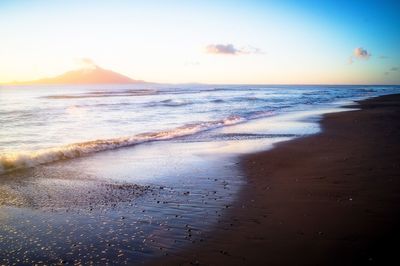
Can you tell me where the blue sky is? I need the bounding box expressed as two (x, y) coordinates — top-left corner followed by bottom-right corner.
(0, 0), (399, 84)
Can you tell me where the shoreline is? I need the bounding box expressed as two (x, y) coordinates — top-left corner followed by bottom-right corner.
(154, 94), (400, 265)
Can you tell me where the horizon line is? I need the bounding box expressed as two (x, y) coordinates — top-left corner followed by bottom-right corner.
(1, 82), (399, 87)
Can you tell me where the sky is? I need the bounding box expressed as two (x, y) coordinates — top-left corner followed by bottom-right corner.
(0, 0), (399, 84)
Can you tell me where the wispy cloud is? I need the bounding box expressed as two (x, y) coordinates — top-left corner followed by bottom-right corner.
(76, 58), (98, 69)
(205, 44), (262, 55)
(347, 56), (354, 65)
(379, 55), (389, 59)
(383, 66), (398, 76)
(184, 61), (200, 66)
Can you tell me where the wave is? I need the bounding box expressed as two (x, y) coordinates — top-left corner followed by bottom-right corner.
(211, 99), (225, 103)
(44, 89), (158, 99)
(145, 99), (193, 107)
(0, 115), (244, 175)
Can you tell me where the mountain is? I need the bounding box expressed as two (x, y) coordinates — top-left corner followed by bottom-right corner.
(10, 66), (144, 85)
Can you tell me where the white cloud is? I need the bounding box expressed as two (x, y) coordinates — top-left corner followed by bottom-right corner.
(348, 47), (371, 64)
(353, 47), (371, 59)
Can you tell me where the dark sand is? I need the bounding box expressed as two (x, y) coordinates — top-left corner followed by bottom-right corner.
(153, 94), (400, 265)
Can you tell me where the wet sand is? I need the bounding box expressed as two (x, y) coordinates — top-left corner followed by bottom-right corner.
(155, 94), (400, 265)
(0, 140), (246, 264)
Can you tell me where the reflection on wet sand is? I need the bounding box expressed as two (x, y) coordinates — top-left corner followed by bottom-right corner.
(0, 139), (246, 264)
(0, 108), (336, 264)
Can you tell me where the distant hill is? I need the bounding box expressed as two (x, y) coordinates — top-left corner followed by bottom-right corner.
(10, 66), (144, 85)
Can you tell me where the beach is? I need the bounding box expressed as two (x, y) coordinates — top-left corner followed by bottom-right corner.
(1, 87), (399, 265)
(2, 1), (400, 265)
(155, 94), (400, 265)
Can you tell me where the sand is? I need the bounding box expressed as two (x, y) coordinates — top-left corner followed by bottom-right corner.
(0, 140), (245, 264)
(153, 94), (400, 265)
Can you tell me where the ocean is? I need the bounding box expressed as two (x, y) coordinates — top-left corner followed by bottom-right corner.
(1, 84), (398, 174)
(0, 84), (399, 264)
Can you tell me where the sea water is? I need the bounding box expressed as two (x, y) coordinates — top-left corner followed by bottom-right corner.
(0, 84), (399, 264)
(1, 84), (398, 174)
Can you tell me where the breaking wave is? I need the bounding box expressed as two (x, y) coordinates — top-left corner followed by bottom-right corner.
(0, 115), (243, 175)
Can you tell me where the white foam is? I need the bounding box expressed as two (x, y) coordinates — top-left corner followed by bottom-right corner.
(0, 115), (245, 175)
